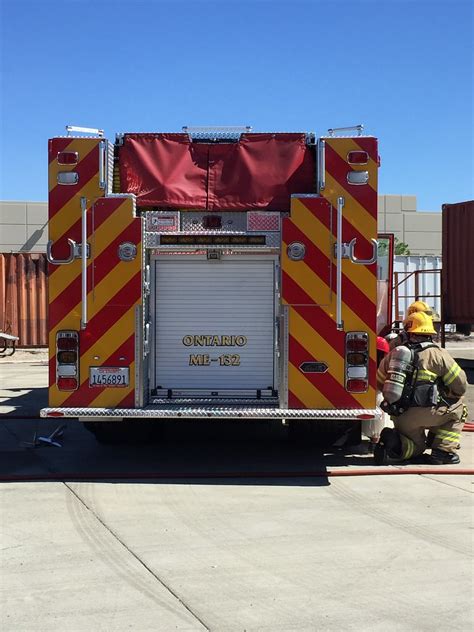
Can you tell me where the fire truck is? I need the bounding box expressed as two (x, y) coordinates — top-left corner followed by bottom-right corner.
(41, 124), (393, 443)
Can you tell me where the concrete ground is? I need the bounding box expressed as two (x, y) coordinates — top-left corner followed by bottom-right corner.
(1, 342), (473, 631)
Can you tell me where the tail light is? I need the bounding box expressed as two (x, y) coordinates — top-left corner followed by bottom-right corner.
(347, 150), (368, 165)
(345, 332), (369, 393)
(57, 151), (79, 165)
(56, 331), (79, 391)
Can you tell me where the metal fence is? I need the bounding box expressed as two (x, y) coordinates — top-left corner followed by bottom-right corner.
(0, 253), (47, 347)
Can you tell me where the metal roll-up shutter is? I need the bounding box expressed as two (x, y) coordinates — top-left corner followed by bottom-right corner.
(153, 257), (275, 393)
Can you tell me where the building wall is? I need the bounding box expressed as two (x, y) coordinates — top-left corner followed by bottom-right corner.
(0, 201), (48, 252)
(1, 196), (442, 256)
(378, 194), (442, 255)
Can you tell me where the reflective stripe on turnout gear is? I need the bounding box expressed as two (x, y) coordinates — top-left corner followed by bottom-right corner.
(402, 437), (415, 460)
(416, 369), (437, 382)
(442, 362), (462, 386)
(434, 429), (461, 444)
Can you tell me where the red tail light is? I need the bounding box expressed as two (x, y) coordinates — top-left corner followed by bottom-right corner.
(347, 379), (368, 393)
(57, 377), (78, 391)
(346, 338), (368, 352)
(56, 331), (79, 390)
(57, 151), (79, 165)
(347, 151), (368, 165)
(57, 337), (77, 351)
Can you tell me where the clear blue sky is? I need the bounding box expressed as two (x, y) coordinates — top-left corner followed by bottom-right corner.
(0, 0), (472, 210)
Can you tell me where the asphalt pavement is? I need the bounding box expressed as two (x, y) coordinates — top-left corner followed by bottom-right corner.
(1, 343), (473, 631)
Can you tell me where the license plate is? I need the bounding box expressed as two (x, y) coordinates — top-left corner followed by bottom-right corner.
(89, 367), (129, 388)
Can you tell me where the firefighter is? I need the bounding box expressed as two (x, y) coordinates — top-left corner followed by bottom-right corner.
(388, 300), (434, 349)
(375, 311), (468, 465)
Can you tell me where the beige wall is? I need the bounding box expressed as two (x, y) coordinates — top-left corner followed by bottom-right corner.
(0, 201), (48, 252)
(1, 196), (442, 256)
(378, 195), (441, 256)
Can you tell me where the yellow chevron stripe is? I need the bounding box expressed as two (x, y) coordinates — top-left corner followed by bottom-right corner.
(283, 240), (376, 335)
(325, 138), (378, 188)
(324, 171), (377, 239)
(48, 179), (103, 244)
(49, 201), (135, 302)
(49, 139), (101, 192)
(290, 308), (374, 407)
(291, 198), (376, 304)
(289, 362), (333, 408)
(52, 306), (136, 407)
(49, 236), (141, 339)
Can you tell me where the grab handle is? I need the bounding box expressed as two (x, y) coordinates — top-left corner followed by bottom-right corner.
(46, 239), (76, 265)
(348, 238), (378, 265)
(336, 196), (344, 331)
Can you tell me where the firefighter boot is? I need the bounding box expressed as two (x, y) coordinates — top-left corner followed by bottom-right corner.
(373, 428), (403, 465)
(426, 448), (460, 465)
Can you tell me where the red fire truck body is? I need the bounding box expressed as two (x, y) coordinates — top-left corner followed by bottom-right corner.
(41, 125), (388, 439)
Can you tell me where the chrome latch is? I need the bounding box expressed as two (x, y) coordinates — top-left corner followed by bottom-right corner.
(333, 242), (351, 259)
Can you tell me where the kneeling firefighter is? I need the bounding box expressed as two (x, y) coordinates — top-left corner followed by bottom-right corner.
(375, 312), (468, 465)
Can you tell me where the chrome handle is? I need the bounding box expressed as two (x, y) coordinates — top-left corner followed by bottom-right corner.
(80, 197), (88, 330)
(144, 264), (151, 296)
(317, 139), (326, 192)
(348, 238), (378, 265)
(46, 239), (76, 265)
(336, 196), (344, 331)
(144, 322), (150, 357)
(99, 140), (106, 190)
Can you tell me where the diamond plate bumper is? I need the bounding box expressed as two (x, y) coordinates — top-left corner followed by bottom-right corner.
(40, 405), (382, 421)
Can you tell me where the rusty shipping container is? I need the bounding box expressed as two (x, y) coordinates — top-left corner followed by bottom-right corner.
(0, 253), (48, 347)
(442, 200), (474, 324)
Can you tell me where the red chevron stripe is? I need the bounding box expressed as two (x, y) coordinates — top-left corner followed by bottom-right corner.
(61, 334), (135, 408)
(288, 390), (306, 409)
(49, 146), (100, 220)
(289, 334), (362, 408)
(116, 388), (135, 408)
(293, 303), (376, 389)
(78, 272), (141, 355)
(49, 221), (141, 330)
(48, 197), (127, 279)
(354, 137), (378, 163)
(284, 220), (331, 287)
(284, 219), (377, 316)
(281, 274), (377, 383)
(48, 138), (73, 164)
(325, 143), (377, 218)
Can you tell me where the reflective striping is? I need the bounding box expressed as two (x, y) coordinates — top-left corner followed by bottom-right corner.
(49, 201), (138, 302)
(290, 307), (374, 407)
(290, 199), (377, 301)
(417, 369), (437, 382)
(325, 172), (377, 246)
(442, 362), (462, 386)
(288, 363), (333, 409)
(402, 438), (415, 460)
(435, 429), (461, 439)
(283, 250), (376, 334)
(325, 138), (378, 198)
(353, 137), (379, 164)
(324, 142), (378, 219)
(290, 332), (363, 408)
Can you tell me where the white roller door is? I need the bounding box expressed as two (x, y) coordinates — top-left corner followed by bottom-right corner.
(153, 257), (275, 393)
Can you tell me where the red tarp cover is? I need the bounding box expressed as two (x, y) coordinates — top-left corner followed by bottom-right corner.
(119, 133), (315, 210)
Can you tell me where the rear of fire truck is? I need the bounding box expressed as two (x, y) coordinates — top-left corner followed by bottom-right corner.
(41, 124), (385, 443)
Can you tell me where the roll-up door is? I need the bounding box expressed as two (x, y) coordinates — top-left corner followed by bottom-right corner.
(153, 257), (275, 394)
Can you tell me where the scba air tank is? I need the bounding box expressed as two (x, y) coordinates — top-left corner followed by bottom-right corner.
(382, 345), (413, 404)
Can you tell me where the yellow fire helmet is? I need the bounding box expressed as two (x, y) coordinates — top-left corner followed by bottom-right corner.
(405, 311), (437, 335)
(406, 300), (433, 317)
